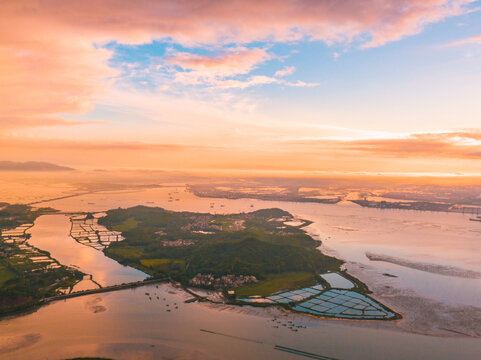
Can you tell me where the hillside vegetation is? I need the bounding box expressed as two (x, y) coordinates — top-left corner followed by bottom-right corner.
(99, 206), (342, 286)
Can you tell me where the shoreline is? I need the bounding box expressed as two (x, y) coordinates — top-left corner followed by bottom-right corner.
(302, 223), (481, 338)
(2, 199), (479, 338)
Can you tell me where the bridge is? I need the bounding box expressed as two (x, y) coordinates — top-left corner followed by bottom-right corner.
(42, 277), (170, 303)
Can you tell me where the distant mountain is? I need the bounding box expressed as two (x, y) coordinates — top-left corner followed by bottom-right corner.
(0, 161), (75, 171)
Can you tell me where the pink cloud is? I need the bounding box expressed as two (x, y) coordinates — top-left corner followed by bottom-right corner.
(0, 33), (116, 129)
(165, 48), (271, 84)
(0, 0), (475, 128)
(444, 34), (481, 46)
(275, 66), (296, 77)
(6, 0), (472, 46)
(166, 48), (270, 74)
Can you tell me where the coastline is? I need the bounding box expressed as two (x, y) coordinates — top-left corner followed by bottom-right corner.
(302, 223), (481, 338)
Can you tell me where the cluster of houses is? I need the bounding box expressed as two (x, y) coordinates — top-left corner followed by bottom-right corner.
(190, 273), (257, 288)
(181, 219), (223, 233)
(162, 239), (196, 247)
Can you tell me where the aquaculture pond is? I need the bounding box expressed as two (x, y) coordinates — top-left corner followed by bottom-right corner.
(319, 272), (355, 289)
(239, 273), (397, 320)
(26, 214), (147, 287)
(292, 289), (396, 319)
(69, 213), (124, 251)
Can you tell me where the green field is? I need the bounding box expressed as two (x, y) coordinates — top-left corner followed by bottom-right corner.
(0, 204), (56, 229)
(140, 258), (185, 271)
(234, 272), (316, 297)
(106, 245), (143, 260)
(112, 217), (139, 232)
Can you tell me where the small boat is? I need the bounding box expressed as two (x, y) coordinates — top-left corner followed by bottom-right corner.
(469, 218), (481, 222)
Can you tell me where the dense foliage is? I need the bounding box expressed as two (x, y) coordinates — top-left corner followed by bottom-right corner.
(0, 204), (56, 230)
(100, 206), (342, 284)
(187, 237), (339, 277)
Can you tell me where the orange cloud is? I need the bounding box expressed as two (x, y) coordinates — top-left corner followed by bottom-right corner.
(287, 130), (481, 159)
(346, 131), (481, 158)
(0, 33), (115, 129)
(213, 76), (318, 89)
(0, 134), (221, 153)
(2, 130), (480, 174)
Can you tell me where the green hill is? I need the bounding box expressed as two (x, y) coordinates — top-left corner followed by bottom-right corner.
(101, 206), (343, 287)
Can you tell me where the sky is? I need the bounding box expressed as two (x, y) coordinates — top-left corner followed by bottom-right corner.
(1, 0), (481, 176)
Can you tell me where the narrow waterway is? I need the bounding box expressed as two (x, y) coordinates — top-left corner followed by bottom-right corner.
(26, 214), (147, 287)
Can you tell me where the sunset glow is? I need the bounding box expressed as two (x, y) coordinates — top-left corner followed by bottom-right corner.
(1, 0), (481, 175)
(2, 3), (481, 357)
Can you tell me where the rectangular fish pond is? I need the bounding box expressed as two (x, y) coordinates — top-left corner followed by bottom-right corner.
(238, 272), (398, 320)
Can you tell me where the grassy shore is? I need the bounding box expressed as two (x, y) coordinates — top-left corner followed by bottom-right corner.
(234, 271), (317, 297)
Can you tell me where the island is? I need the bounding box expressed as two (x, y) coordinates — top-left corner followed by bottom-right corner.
(351, 199), (481, 215)
(97, 206), (399, 320)
(187, 184), (342, 204)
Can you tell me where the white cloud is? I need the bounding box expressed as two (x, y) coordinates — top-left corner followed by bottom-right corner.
(275, 66), (296, 77)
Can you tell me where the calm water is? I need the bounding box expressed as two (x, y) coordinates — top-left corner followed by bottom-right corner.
(1, 186), (480, 359)
(1, 284), (480, 360)
(35, 186), (481, 307)
(27, 214), (147, 287)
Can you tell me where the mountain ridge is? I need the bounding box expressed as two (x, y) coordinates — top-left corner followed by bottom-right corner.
(0, 161), (75, 171)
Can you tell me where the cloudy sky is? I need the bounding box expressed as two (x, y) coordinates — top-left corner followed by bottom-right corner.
(1, 0), (481, 175)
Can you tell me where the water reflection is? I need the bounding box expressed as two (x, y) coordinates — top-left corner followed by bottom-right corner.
(1, 187), (480, 359)
(26, 214), (147, 287)
(2, 284), (480, 360)
(37, 186), (481, 306)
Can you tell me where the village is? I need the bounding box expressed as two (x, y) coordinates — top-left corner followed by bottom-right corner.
(189, 273), (258, 288)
